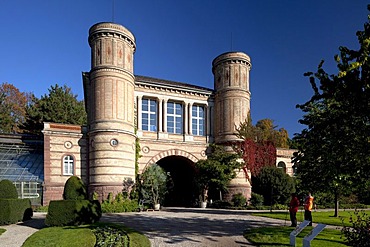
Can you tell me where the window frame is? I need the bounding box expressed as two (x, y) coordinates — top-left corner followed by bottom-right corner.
(62, 155), (75, 176)
(167, 101), (183, 134)
(142, 98), (158, 132)
(191, 105), (205, 136)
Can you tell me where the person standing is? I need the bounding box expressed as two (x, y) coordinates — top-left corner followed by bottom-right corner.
(304, 192), (314, 226)
(289, 193), (300, 227)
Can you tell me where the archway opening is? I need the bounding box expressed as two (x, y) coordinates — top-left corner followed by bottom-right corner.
(157, 155), (197, 207)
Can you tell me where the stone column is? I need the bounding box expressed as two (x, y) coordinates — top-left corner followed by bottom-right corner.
(137, 95), (143, 131)
(158, 98), (163, 132)
(206, 105), (211, 137)
(189, 102), (193, 135)
(163, 99), (168, 133)
(184, 102), (189, 135)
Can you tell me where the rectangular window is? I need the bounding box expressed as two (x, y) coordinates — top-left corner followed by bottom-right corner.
(142, 98), (157, 131)
(192, 105), (205, 136)
(167, 102), (183, 134)
(63, 155), (74, 175)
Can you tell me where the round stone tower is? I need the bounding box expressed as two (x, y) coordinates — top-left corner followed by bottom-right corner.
(212, 52), (251, 144)
(212, 51), (252, 200)
(85, 22), (136, 200)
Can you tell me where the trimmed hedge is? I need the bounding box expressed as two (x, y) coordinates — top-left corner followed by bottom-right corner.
(0, 198), (33, 225)
(45, 200), (101, 226)
(63, 176), (88, 200)
(0, 179), (18, 199)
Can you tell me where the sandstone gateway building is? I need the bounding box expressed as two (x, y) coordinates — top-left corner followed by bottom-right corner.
(0, 22), (294, 206)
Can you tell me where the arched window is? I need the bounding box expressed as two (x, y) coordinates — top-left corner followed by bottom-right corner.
(277, 161), (287, 174)
(63, 155), (74, 175)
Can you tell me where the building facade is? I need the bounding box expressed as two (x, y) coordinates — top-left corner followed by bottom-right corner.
(38, 22), (296, 205)
(0, 22), (295, 205)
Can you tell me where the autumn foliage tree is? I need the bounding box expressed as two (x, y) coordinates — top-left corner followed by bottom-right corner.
(234, 114), (288, 180)
(0, 83), (31, 133)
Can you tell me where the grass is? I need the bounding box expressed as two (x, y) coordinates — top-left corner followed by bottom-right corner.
(22, 226), (95, 247)
(0, 228), (5, 236)
(244, 226), (347, 247)
(22, 222), (150, 247)
(252, 209), (370, 227)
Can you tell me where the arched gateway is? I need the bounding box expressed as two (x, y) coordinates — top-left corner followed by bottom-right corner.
(144, 149), (199, 207)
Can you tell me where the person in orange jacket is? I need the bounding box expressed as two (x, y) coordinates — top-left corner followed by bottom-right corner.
(304, 192), (314, 226)
(289, 193), (300, 227)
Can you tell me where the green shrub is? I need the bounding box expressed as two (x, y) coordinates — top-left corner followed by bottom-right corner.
(45, 200), (101, 226)
(101, 193), (139, 213)
(63, 176), (87, 200)
(249, 192), (264, 207)
(342, 210), (370, 247)
(232, 193), (247, 207)
(0, 198), (32, 225)
(0, 179), (18, 199)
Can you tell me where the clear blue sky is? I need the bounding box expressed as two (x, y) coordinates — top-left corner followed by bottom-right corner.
(0, 0), (368, 137)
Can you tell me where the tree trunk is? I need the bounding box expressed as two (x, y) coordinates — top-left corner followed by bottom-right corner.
(334, 190), (339, 217)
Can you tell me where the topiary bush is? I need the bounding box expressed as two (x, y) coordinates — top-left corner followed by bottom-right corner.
(45, 200), (101, 226)
(0, 198), (32, 225)
(63, 176), (88, 200)
(0, 179), (18, 199)
(46, 176), (101, 226)
(0, 179), (32, 225)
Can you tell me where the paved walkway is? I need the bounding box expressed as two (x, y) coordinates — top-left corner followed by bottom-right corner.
(102, 208), (286, 247)
(0, 208), (333, 247)
(0, 212), (46, 247)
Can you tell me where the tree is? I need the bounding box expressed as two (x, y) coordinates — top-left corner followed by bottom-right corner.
(252, 166), (295, 206)
(293, 6), (370, 217)
(0, 83), (31, 133)
(22, 84), (87, 134)
(235, 114), (281, 180)
(195, 144), (242, 202)
(140, 164), (168, 206)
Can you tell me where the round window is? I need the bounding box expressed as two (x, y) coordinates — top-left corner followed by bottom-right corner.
(110, 139), (119, 146)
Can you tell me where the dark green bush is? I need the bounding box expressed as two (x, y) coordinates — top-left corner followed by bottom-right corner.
(45, 199), (101, 226)
(0, 198), (32, 225)
(231, 193), (247, 207)
(249, 192), (264, 207)
(63, 176), (87, 200)
(0, 179), (18, 199)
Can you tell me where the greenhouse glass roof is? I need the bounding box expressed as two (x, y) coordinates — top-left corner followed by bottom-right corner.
(0, 134), (44, 182)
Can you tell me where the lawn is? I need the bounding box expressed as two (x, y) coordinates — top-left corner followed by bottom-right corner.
(252, 209), (370, 227)
(244, 226), (347, 247)
(22, 222), (150, 247)
(0, 228), (5, 236)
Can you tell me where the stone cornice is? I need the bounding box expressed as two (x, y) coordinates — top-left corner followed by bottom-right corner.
(89, 67), (135, 80)
(88, 22), (136, 51)
(135, 77), (214, 99)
